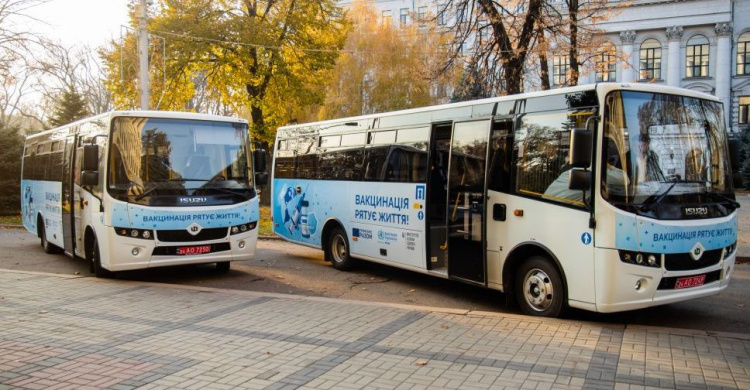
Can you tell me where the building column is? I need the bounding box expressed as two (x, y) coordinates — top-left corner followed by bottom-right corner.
(620, 31), (637, 82)
(666, 26), (683, 87)
(715, 22), (733, 127)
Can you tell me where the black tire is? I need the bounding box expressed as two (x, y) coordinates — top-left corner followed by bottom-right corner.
(328, 227), (355, 271)
(38, 218), (59, 254)
(216, 261), (230, 273)
(515, 256), (566, 318)
(89, 235), (114, 278)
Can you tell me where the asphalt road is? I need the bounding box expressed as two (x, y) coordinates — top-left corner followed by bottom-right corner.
(1, 227), (748, 334)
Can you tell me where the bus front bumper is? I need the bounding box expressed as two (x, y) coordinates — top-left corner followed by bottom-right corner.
(593, 247), (735, 313)
(102, 227), (258, 272)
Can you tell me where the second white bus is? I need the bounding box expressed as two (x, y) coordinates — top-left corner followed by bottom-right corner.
(271, 83), (739, 317)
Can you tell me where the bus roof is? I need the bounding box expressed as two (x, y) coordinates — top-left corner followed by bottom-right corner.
(26, 110), (248, 140)
(277, 83), (720, 133)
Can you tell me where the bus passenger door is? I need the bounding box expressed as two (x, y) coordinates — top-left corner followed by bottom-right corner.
(446, 120), (491, 284)
(61, 135), (76, 255)
(486, 119), (515, 289)
(72, 136), (85, 257)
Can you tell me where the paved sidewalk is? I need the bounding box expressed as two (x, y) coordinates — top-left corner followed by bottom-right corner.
(1, 271), (749, 390)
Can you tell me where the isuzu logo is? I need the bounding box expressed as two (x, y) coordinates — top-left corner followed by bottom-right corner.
(684, 207), (708, 217)
(180, 197), (208, 204)
(690, 242), (705, 261)
(187, 222), (203, 236)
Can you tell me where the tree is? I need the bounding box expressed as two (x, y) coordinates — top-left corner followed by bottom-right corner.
(319, 0), (457, 118)
(47, 85), (89, 127)
(101, 0), (348, 143)
(0, 121), (23, 214)
(444, 0), (543, 95)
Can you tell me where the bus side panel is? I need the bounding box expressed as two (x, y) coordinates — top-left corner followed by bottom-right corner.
(21, 179), (63, 248)
(491, 195), (596, 306)
(273, 179), (427, 269)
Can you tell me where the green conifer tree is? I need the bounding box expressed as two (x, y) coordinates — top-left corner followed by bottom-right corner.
(48, 86), (89, 128)
(0, 122), (24, 214)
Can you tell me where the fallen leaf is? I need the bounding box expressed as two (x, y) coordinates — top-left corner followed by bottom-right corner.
(74, 272), (80, 275)
(408, 289), (416, 293)
(441, 325), (449, 330)
(414, 360), (428, 366)
(266, 351), (273, 355)
(274, 275), (285, 279)
(38, 310), (47, 314)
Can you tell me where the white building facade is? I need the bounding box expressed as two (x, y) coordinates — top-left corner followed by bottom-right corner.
(338, 0), (750, 134)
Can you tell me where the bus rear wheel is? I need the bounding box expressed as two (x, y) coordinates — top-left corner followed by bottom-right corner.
(89, 235), (114, 278)
(328, 227), (354, 271)
(515, 256), (565, 318)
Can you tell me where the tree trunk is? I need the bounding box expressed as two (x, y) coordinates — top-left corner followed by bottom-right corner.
(567, 0), (579, 86)
(538, 27), (550, 90)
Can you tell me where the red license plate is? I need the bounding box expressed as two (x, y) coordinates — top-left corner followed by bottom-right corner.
(176, 245), (212, 255)
(675, 275), (706, 289)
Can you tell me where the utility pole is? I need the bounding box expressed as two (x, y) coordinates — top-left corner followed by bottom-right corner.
(137, 0), (149, 110)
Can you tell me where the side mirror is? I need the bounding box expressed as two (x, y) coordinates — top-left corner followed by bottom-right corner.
(255, 171), (268, 186)
(568, 169), (591, 191)
(83, 144), (99, 172)
(570, 129), (593, 168)
(81, 171), (99, 187)
(253, 149), (267, 173)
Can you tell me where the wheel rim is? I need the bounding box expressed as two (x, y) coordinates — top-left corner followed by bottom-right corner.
(523, 268), (554, 312)
(331, 235), (347, 263)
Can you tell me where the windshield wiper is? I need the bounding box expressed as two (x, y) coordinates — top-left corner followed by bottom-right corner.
(702, 191), (741, 208)
(202, 186), (251, 198)
(134, 181), (171, 201)
(639, 180), (706, 211)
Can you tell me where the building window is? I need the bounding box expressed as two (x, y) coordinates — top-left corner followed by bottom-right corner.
(399, 8), (409, 26)
(740, 96), (750, 125)
(437, 3), (447, 26)
(382, 10), (391, 25)
(639, 39), (662, 80)
(417, 6), (427, 24)
(686, 35), (709, 78)
(738, 33), (750, 75)
(595, 51), (616, 82)
(552, 56), (569, 86)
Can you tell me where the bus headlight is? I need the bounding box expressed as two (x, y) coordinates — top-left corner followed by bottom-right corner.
(619, 250), (661, 268)
(115, 227), (154, 240)
(230, 222), (257, 235)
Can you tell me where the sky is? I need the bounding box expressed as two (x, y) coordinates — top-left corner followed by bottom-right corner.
(23, 0), (130, 49)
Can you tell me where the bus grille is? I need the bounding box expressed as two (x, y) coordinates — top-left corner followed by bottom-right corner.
(657, 270), (721, 290)
(664, 249), (722, 271)
(156, 227), (228, 242)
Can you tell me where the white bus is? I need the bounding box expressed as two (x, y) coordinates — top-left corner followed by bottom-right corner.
(271, 83), (740, 317)
(22, 111), (267, 277)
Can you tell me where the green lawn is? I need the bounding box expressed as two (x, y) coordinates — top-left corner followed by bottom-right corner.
(0, 215), (21, 225)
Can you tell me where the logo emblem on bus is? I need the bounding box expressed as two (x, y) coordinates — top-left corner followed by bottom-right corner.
(187, 222), (203, 236)
(690, 242), (704, 261)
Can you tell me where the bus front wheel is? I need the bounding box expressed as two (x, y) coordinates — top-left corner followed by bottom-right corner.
(89, 235), (114, 278)
(515, 256), (565, 317)
(328, 227), (355, 271)
(38, 217), (59, 254)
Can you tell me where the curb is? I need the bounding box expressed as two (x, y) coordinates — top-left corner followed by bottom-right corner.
(2, 267), (749, 341)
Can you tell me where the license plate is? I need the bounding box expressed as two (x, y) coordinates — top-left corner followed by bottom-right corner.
(176, 245), (212, 255)
(675, 274), (706, 289)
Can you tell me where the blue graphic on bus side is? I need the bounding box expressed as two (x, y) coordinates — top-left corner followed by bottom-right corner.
(615, 214), (737, 253)
(581, 232), (592, 245)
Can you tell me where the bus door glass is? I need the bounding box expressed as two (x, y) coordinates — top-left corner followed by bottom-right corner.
(73, 135), (86, 257)
(62, 134), (76, 254)
(447, 120), (491, 284)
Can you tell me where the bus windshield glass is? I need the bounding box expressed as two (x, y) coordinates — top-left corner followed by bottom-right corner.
(108, 117), (253, 204)
(602, 90), (734, 210)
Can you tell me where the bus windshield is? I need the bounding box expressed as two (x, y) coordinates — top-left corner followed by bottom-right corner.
(108, 117), (253, 204)
(602, 91), (734, 211)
